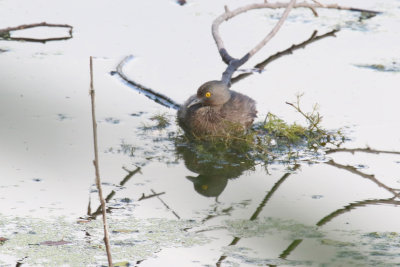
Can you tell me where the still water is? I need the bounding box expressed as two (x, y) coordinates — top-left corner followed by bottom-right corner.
(1, 0), (400, 266)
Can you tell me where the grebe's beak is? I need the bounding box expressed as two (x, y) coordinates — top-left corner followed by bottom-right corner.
(187, 97), (202, 108)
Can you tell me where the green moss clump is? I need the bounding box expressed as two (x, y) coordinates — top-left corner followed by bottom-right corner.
(261, 113), (306, 143)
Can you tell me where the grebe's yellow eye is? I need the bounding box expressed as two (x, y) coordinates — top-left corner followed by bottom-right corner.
(205, 92), (211, 98)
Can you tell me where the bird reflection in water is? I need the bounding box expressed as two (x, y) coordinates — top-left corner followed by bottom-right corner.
(175, 139), (256, 198)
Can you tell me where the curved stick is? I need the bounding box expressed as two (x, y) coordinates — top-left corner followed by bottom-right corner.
(114, 55), (181, 110)
(316, 198), (400, 226)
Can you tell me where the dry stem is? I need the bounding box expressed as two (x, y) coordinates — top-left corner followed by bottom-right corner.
(89, 56), (113, 267)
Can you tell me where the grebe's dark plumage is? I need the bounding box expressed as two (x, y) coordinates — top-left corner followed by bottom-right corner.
(178, 80), (257, 136)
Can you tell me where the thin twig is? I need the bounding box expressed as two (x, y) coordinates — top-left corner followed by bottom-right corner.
(0, 22), (72, 33)
(138, 191), (166, 201)
(89, 56), (113, 267)
(326, 147), (400, 155)
(151, 189), (181, 219)
(231, 29), (338, 84)
(88, 166), (142, 219)
(247, 0), (297, 62)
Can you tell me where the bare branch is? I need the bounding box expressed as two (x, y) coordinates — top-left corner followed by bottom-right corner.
(212, 1), (380, 84)
(220, 0), (296, 84)
(0, 22), (73, 43)
(231, 29), (338, 84)
(214, 0), (297, 84)
(212, 1), (293, 65)
(247, 0), (297, 61)
(0, 22), (72, 33)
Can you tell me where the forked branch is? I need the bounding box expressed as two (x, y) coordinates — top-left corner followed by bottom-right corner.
(215, 0), (297, 84)
(212, 1), (380, 84)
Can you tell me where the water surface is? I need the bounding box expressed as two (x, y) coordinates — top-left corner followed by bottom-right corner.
(1, 0), (400, 266)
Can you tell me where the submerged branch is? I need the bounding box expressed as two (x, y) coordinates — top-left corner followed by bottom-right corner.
(317, 198), (400, 226)
(88, 166), (141, 219)
(138, 191), (166, 201)
(114, 55), (181, 110)
(216, 166), (299, 266)
(151, 189), (181, 219)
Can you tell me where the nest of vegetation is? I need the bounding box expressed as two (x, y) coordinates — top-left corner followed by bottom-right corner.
(144, 94), (347, 169)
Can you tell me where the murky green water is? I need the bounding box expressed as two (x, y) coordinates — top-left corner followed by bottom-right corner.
(1, 0), (400, 266)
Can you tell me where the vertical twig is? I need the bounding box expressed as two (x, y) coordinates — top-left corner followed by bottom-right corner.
(90, 56), (113, 267)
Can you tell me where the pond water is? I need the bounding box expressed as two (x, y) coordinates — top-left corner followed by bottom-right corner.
(1, 0), (400, 266)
